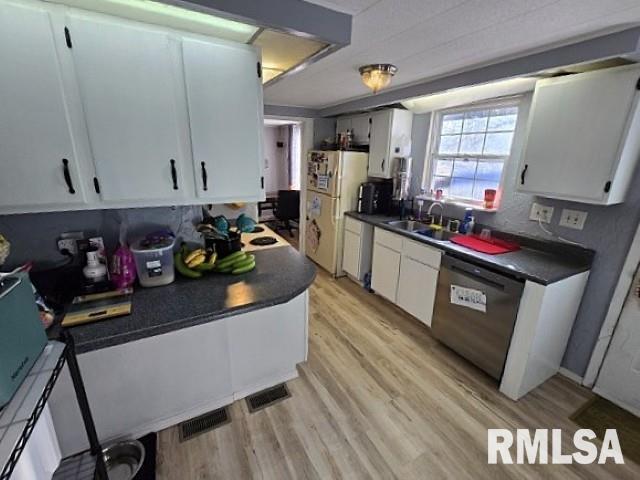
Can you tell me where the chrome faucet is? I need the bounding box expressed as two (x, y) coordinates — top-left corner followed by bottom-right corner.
(427, 202), (444, 226)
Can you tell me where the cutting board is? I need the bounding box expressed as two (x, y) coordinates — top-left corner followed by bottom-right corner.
(451, 235), (520, 255)
(62, 289), (132, 327)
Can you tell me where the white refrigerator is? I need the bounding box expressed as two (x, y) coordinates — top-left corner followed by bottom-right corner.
(305, 150), (369, 275)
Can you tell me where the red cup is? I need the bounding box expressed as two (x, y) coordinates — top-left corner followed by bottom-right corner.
(484, 189), (497, 209)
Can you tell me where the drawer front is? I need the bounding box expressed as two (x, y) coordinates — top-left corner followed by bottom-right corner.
(374, 227), (403, 252)
(402, 238), (442, 269)
(345, 216), (363, 235)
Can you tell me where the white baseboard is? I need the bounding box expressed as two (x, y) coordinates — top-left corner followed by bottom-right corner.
(558, 367), (584, 385)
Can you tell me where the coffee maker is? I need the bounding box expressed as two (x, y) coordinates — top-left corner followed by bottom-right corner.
(357, 180), (393, 214)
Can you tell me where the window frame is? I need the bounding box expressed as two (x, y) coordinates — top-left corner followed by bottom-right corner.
(422, 97), (522, 208)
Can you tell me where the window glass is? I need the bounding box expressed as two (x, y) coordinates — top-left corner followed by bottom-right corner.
(459, 134), (484, 155)
(462, 111), (488, 133)
(484, 132), (513, 155)
(438, 135), (460, 154)
(425, 102), (519, 205)
(441, 113), (463, 134)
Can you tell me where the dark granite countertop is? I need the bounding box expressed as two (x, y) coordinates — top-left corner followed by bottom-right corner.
(68, 247), (316, 354)
(345, 212), (593, 285)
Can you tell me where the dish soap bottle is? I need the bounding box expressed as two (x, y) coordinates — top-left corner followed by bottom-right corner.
(466, 216), (475, 236)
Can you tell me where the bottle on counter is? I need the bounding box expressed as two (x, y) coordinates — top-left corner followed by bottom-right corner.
(465, 216), (475, 236)
(460, 208), (473, 234)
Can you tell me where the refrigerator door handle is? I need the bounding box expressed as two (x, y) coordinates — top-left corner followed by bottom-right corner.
(331, 200), (337, 226)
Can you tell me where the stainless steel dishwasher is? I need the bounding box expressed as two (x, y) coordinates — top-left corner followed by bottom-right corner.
(431, 254), (525, 380)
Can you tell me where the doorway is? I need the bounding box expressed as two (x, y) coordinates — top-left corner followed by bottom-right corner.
(261, 117), (310, 251)
(593, 263), (640, 416)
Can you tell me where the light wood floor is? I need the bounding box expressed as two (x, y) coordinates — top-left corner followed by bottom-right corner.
(157, 270), (640, 479)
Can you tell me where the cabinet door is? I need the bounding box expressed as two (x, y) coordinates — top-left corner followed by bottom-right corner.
(371, 243), (400, 302)
(68, 13), (187, 202)
(368, 110), (392, 178)
(518, 66), (640, 202)
(351, 114), (371, 145)
(183, 37), (263, 201)
(397, 256), (439, 326)
(0, 1), (87, 210)
(342, 230), (361, 279)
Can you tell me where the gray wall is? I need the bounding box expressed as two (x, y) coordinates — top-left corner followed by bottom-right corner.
(263, 126), (289, 193)
(313, 117), (336, 149)
(0, 203), (257, 269)
(408, 102), (640, 377)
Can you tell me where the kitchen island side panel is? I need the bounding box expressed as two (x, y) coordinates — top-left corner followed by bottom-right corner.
(500, 271), (590, 400)
(48, 291), (309, 457)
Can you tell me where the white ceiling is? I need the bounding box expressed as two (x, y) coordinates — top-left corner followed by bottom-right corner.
(263, 0), (640, 109)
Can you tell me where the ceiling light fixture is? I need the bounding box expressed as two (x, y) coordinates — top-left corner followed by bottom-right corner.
(359, 64), (397, 93)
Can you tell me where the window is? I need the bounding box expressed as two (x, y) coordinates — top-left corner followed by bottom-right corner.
(424, 100), (520, 206)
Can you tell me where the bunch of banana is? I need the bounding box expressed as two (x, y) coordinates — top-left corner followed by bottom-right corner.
(174, 245), (217, 279)
(213, 251), (256, 274)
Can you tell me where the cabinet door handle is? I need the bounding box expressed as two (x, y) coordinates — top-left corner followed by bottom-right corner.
(520, 164), (528, 185)
(201, 161), (208, 191)
(381, 158), (385, 172)
(170, 159), (178, 190)
(62, 158), (76, 194)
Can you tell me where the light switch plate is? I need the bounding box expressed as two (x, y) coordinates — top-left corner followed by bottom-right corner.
(559, 209), (588, 230)
(529, 202), (554, 223)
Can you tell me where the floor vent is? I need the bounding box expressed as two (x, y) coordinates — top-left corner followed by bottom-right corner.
(179, 406), (230, 442)
(247, 383), (291, 413)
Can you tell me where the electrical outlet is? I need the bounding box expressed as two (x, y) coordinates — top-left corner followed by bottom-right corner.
(559, 209), (588, 230)
(57, 231), (84, 255)
(529, 202), (554, 223)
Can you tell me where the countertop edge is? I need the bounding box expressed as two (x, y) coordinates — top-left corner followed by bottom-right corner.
(71, 248), (317, 354)
(345, 211), (592, 285)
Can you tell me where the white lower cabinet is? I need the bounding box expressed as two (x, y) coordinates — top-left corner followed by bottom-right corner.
(397, 256), (439, 327)
(343, 230), (362, 278)
(371, 242), (401, 302)
(342, 217), (373, 282)
(371, 227), (441, 325)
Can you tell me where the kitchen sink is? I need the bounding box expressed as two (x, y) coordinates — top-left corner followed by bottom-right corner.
(386, 220), (458, 242)
(384, 219), (459, 243)
(417, 228), (458, 242)
(385, 220), (432, 231)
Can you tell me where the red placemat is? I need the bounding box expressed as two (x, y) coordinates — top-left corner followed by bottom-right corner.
(451, 234), (520, 255)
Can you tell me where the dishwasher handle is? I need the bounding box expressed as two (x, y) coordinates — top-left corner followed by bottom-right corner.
(449, 264), (506, 291)
(442, 254), (524, 293)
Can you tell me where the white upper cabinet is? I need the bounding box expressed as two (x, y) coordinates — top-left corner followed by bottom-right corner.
(518, 64), (640, 205)
(0, 0), (88, 211)
(368, 109), (413, 179)
(182, 37), (264, 202)
(67, 12), (190, 203)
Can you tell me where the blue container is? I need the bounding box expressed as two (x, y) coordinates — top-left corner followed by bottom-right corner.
(460, 208), (474, 234)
